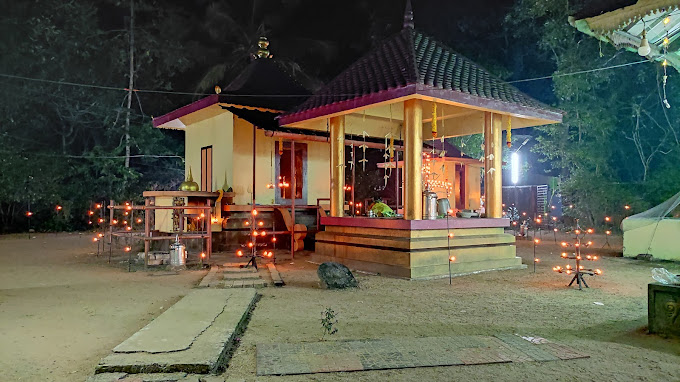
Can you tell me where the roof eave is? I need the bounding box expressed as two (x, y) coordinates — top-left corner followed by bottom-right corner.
(152, 95), (219, 129)
(279, 84), (417, 126)
(415, 84), (563, 124)
(280, 84), (563, 126)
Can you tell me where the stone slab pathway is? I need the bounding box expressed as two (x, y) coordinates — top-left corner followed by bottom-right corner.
(256, 334), (588, 376)
(114, 289), (228, 353)
(96, 289), (257, 375)
(220, 263), (269, 288)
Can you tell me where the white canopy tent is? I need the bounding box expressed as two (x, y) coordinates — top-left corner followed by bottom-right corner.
(622, 191), (680, 260)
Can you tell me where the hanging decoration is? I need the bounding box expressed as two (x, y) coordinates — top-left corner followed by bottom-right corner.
(389, 135), (394, 162)
(336, 131), (345, 170)
(439, 106), (446, 158)
(348, 143), (355, 171)
(506, 117), (512, 148)
(431, 102), (438, 138)
(266, 146), (275, 189)
(347, 119), (355, 171)
(383, 133), (392, 187)
(278, 137), (283, 155)
(440, 131), (450, 197)
(662, 28), (671, 108)
(359, 130), (368, 171)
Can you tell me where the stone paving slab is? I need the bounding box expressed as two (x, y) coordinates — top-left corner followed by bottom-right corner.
(198, 267), (220, 288)
(114, 289), (228, 353)
(223, 279), (269, 288)
(266, 263), (284, 286)
(222, 272), (261, 280)
(86, 373), (233, 382)
(97, 289), (257, 375)
(219, 264), (269, 288)
(256, 334), (588, 376)
(222, 263), (255, 272)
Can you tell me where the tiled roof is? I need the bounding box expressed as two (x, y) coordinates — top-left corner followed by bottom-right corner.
(281, 28), (562, 124)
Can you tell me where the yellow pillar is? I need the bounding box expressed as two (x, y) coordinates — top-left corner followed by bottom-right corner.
(403, 99), (423, 220)
(329, 116), (345, 217)
(483, 112), (503, 218)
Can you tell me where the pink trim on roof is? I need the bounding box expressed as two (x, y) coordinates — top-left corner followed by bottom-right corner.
(152, 95), (219, 128)
(279, 85), (417, 125)
(279, 84), (563, 126)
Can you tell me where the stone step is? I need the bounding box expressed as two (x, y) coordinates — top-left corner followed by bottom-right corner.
(198, 266), (220, 288)
(223, 279), (268, 288)
(266, 263), (284, 287)
(222, 272), (262, 280)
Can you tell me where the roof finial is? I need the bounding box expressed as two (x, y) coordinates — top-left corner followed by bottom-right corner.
(253, 36), (273, 60)
(403, 0), (414, 29)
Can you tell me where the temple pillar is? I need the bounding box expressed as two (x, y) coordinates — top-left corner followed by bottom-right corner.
(403, 99), (423, 220)
(483, 112), (503, 218)
(329, 115), (345, 217)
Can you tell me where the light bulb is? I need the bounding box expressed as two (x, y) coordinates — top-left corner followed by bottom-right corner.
(638, 35), (651, 56)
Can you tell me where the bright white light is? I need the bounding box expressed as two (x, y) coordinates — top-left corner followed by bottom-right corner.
(511, 152), (520, 185)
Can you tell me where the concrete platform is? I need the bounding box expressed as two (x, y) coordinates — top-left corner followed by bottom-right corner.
(96, 288), (257, 374)
(316, 218), (522, 279)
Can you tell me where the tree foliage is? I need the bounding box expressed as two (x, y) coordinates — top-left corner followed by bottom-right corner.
(505, 0), (680, 224)
(0, 0), (186, 232)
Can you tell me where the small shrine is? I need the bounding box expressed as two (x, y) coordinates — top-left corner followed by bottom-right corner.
(278, 7), (562, 278)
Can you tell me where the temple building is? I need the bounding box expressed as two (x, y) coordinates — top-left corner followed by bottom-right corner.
(151, 5), (562, 278)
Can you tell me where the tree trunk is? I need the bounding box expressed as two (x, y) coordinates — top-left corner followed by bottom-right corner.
(124, 0), (134, 168)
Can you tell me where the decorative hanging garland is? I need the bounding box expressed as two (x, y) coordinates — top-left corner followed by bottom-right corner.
(506, 117), (512, 148)
(359, 131), (368, 171)
(431, 102), (438, 138)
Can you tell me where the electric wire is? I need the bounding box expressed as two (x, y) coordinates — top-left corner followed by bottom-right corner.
(0, 59), (657, 97)
(507, 60), (649, 84)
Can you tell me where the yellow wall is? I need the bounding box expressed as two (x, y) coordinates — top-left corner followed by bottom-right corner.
(184, 110), (233, 191)
(426, 160), (481, 211)
(232, 116), (276, 205)
(185, 112), (330, 206)
(307, 141), (331, 205)
(466, 166), (482, 210)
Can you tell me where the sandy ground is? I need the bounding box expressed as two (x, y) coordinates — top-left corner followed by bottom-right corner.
(1, 231), (679, 381)
(0, 233), (205, 381)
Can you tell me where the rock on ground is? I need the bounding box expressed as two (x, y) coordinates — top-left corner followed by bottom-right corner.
(317, 262), (358, 289)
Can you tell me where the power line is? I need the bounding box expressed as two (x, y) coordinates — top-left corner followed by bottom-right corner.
(1, 59), (653, 97)
(507, 60), (649, 84)
(0, 146), (183, 160)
